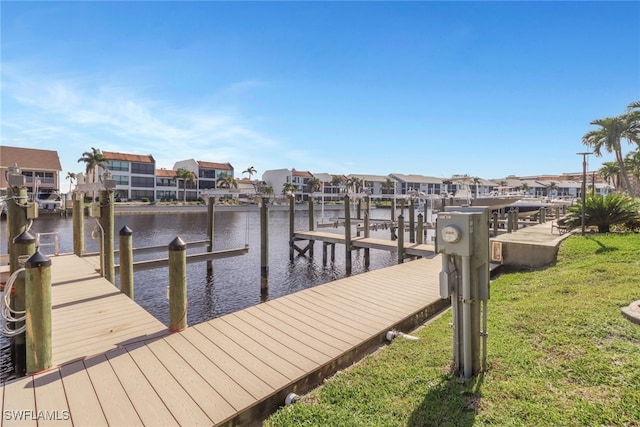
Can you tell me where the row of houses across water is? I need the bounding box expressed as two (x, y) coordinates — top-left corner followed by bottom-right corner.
(0, 145), (615, 203)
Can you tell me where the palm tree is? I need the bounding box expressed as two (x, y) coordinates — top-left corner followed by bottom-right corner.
(628, 101), (640, 110)
(472, 176), (481, 198)
(176, 168), (196, 202)
(77, 147), (108, 184)
(624, 150), (640, 188)
(546, 181), (558, 197)
(582, 114), (639, 195)
(346, 176), (363, 193)
(331, 175), (345, 193)
(216, 172), (238, 190)
(381, 177), (396, 195)
(242, 166), (257, 180)
(599, 161), (621, 192)
(282, 182), (297, 195)
(66, 172), (77, 193)
(306, 176), (321, 194)
(519, 182), (530, 195)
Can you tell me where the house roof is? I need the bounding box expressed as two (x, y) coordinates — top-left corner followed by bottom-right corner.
(390, 174), (443, 184)
(156, 169), (177, 177)
(0, 146), (62, 171)
(197, 161), (233, 170)
(348, 174), (390, 183)
(103, 151), (154, 164)
(292, 170), (312, 177)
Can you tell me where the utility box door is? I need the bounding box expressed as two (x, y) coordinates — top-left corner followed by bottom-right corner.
(437, 212), (474, 256)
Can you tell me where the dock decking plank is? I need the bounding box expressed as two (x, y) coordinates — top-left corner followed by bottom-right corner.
(59, 360), (108, 427)
(2, 376), (36, 427)
(164, 333), (256, 411)
(83, 354), (144, 426)
(178, 327), (274, 400)
(124, 344), (214, 426)
(195, 322), (291, 387)
(32, 369), (72, 427)
(145, 338), (236, 425)
(105, 347), (179, 427)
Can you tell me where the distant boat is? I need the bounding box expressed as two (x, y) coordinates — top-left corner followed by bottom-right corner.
(448, 188), (522, 210)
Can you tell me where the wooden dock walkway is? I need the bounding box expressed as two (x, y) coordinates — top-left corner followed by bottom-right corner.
(294, 230), (435, 258)
(2, 253), (448, 426)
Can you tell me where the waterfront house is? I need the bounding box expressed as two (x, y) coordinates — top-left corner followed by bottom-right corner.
(155, 169), (179, 201)
(389, 174), (445, 196)
(262, 168), (313, 201)
(173, 159), (234, 201)
(346, 174), (391, 196)
(0, 145), (62, 196)
(102, 151), (156, 201)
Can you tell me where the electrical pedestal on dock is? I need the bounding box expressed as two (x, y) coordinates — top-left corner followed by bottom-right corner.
(437, 207), (490, 379)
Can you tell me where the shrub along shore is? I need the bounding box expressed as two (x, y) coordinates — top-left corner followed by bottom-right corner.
(266, 234), (640, 426)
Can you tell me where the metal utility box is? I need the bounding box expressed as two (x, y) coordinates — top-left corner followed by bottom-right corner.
(437, 212), (474, 257)
(26, 202), (39, 219)
(89, 202), (101, 218)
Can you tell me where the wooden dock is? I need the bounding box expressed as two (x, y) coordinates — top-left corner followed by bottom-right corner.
(2, 253), (448, 426)
(294, 230), (435, 258)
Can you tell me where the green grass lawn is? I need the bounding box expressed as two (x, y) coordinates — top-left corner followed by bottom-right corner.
(265, 234), (640, 426)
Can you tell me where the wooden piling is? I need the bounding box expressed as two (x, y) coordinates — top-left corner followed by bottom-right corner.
(260, 198), (269, 293)
(25, 251), (52, 374)
(207, 197), (215, 274)
(409, 198), (415, 243)
(168, 237), (187, 332)
(492, 211), (499, 237)
(99, 190), (115, 283)
(364, 196), (370, 268)
(397, 215), (405, 263)
(308, 197), (314, 257)
(119, 226), (134, 299)
(7, 186), (28, 274)
(289, 195), (295, 261)
(13, 230), (36, 377)
(344, 195), (352, 275)
(391, 197), (396, 222)
(417, 213), (424, 245)
(73, 192), (85, 256)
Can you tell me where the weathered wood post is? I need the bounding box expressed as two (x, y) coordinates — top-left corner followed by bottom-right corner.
(260, 197), (269, 294)
(507, 210), (513, 233)
(73, 192), (85, 256)
(397, 215), (405, 263)
(289, 195), (295, 261)
(540, 207), (546, 223)
(344, 195), (352, 275)
(25, 251), (52, 374)
(417, 213), (424, 245)
(168, 237), (187, 332)
(555, 206), (560, 219)
(119, 226), (134, 299)
(207, 196), (215, 274)
(409, 198), (416, 243)
(7, 186), (29, 274)
(356, 199), (362, 237)
(492, 211), (499, 237)
(400, 198), (405, 217)
(308, 196), (314, 257)
(13, 230), (36, 376)
(391, 197), (396, 222)
(364, 196), (371, 268)
(99, 190), (115, 283)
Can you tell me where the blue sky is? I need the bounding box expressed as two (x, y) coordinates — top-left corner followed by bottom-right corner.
(2, 1), (639, 182)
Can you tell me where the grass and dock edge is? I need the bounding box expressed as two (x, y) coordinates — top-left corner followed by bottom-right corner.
(266, 234), (640, 426)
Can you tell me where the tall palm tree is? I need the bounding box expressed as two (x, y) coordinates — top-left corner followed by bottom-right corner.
(176, 168), (196, 202)
(306, 176), (321, 194)
(582, 114), (639, 195)
(472, 176), (481, 198)
(628, 101), (640, 110)
(519, 182), (530, 195)
(216, 172), (237, 189)
(346, 176), (363, 193)
(599, 161), (621, 192)
(65, 172), (77, 193)
(546, 181), (558, 197)
(331, 175), (345, 193)
(242, 166), (257, 180)
(77, 147), (108, 184)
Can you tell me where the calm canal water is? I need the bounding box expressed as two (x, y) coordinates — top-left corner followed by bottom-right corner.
(1, 205), (407, 379)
